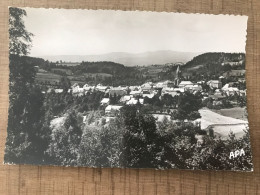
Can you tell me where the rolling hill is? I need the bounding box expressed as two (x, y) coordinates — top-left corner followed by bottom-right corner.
(183, 52), (245, 72)
(38, 50), (200, 67)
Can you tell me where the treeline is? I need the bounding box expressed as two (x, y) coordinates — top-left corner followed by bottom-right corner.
(159, 52), (246, 82)
(28, 56), (147, 86)
(184, 52), (245, 69)
(45, 106), (252, 170)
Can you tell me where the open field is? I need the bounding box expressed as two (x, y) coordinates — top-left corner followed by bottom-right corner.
(52, 68), (72, 75)
(36, 72), (85, 85)
(84, 73), (113, 78)
(199, 108), (248, 139)
(212, 107), (247, 121)
(36, 72), (62, 84)
(186, 64), (204, 71)
(211, 124), (248, 139)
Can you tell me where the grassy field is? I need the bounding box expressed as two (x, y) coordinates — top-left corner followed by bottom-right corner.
(186, 64), (204, 71)
(36, 72), (85, 85)
(199, 108), (248, 139)
(52, 68), (72, 75)
(36, 72), (62, 84)
(84, 73), (113, 78)
(199, 108), (247, 129)
(212, 107), (248, 121)
(212, 124), (248, 139)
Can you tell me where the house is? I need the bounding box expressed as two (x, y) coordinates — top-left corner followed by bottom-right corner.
(197, 81), (205, 85)
(126, 98), (138, 105)
(100, 98), (110, 106)
(129, 90), (142, 97)
(120, 95), (131, 103)
(161, 88), (179, 97)
(161, 87), (184, 97)
(173, 88), (185, 93)
(96, 84), (109, 92)
(71, 83), (79, 89)
(155, 82), (164, 89)
(156, 80), (175, 89)
(109, 87), (127, 96)
(178, 81), (193, 88)
(126, 98), (144, 105)
(209, 93), (225, 100)
(118, 86), (128, 91)
(141, 82), (153, 90)
(105, 105), (122, 114)
(83, 84), (94, 92)
(207, 80), (222, 89)
(129, 86), (141, 91)
(54, 89), (64, 93)
(83, 84), (89, 89)
(222, 84), (239, 96)
(71, 83), (84, 96)
(142, 93), (155, 99)
(184, 84), (202, 92)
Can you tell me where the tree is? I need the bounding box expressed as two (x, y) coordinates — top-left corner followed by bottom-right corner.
(47, 110), (83, 166)
(5, 8), (46, 164)
(174, 91), (202, 120)
(5, 56), (45, 164)
(9, 7), (33, 56)
(78, 122), (123, 167)
(119, 106), (162, 168)
(189, 129), (253, 171)
(161, 94), (177, 107)
(59, 76), (71, 91)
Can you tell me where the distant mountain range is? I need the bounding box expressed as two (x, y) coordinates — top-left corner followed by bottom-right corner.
(38, 50), (200, 66)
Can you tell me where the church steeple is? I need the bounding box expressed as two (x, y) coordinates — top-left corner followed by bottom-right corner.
(175, 65), (181, 86)
(176, 65), (180, 78)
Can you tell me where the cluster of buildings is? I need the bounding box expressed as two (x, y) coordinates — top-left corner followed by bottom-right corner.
(47, 65), (246, 116)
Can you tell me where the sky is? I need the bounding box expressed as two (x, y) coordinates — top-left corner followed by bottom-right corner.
(21, 8), (248, 56)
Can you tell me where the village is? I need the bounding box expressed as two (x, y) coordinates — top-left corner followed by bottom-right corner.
(43, 64), (248, 139)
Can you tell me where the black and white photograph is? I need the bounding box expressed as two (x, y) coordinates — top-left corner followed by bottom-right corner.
(5, 7), (253, 171)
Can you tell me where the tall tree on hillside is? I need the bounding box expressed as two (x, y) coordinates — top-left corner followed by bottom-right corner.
(5, 7), (46, 164)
